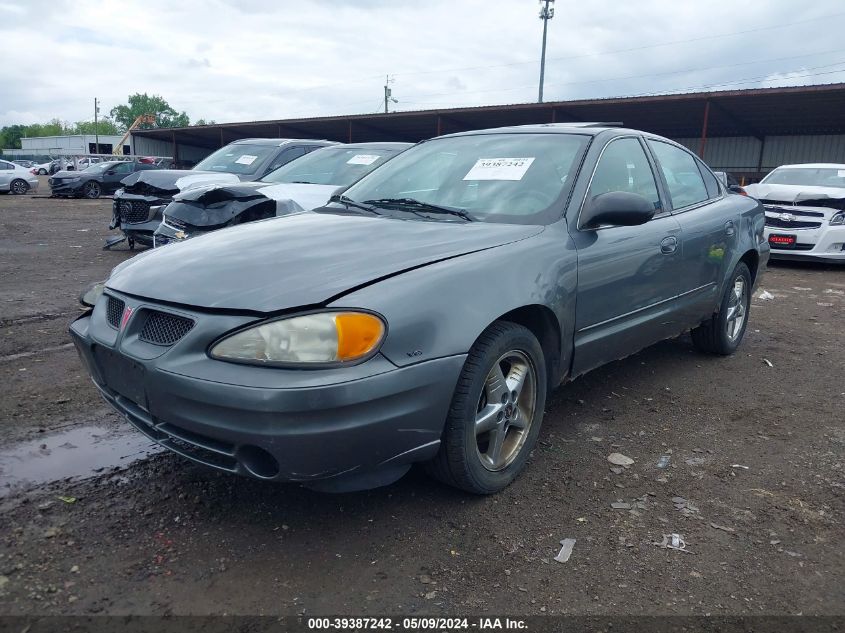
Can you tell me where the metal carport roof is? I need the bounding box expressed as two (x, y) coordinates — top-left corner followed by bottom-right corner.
(132, 83), (845, 152)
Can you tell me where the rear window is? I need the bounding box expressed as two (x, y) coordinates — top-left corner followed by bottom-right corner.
(193, 144), (278, 175)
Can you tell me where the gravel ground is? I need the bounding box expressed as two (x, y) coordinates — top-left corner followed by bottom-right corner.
(0, 190), (843, 617)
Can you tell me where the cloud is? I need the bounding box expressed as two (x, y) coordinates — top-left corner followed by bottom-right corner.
(1, 0), (844, 127)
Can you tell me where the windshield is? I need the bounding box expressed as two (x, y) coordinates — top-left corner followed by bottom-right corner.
(83, 162), (119, 173)
(762, 167), (845, 189)
(337, 133), (590, 224)
(193, 144), (277, 175)
(261, 147), (400, 185)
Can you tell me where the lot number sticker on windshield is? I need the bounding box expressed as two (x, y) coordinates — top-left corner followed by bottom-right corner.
(347, 154), (381, 165)
(235, 155), (258, 166)
(463, 157), (535, 181)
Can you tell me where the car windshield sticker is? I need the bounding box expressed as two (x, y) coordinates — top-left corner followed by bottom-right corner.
(235, 154), (258, 166)
(463, 157), (535, 181)
(347, 154), (381, 165)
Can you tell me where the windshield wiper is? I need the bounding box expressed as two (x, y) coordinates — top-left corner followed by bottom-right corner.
(326, 194), (383, 216)
(362, 198), (475, 222)
(291, 180), (315, 184)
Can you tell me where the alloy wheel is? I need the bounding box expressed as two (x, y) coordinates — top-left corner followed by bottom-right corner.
(474, 350), (537, 471)
(84, 181), (101, 199)
(11, 180), (27, 195)
(725, 277), (747, 342)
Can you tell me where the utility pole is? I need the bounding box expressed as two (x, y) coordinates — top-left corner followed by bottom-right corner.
(383, 75), (398, 114)
(537, 0), (555, 103)
(94, 97), (100, 154)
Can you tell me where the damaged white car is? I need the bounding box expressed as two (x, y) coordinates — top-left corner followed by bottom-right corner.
(745, 163), (845, 263)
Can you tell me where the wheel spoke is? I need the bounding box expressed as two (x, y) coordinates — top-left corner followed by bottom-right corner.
(475, 404), (502, 435)
(485, 363), (509, 404)
(505, 363), (528, 401)
(485, 427), (506, 469)
(508, 407), (528, 429)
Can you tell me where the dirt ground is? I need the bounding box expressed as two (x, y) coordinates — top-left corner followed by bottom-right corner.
(0, 186), (843, 617)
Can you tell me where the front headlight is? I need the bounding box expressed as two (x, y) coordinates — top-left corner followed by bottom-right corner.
(831, 212), (845, 226)
(210, 311), (386, 366)
(69, 177), (81, 183)
(79, 280), (106, 307)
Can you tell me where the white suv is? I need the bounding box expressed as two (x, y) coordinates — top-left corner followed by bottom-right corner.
(745, 163), (845, 263)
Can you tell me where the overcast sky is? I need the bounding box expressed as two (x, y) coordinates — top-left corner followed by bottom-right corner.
(2, 0), (845, 128)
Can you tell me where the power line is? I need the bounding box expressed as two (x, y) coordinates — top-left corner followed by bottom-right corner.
(400, 49), (845, 104)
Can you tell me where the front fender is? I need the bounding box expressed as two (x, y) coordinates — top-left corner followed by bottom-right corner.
(328, 225), (577, 382)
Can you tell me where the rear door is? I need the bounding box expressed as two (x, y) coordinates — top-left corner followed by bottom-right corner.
(646, 139), (737, 326)
(570, 135), (683, 376)
(0, 160), (15, 188)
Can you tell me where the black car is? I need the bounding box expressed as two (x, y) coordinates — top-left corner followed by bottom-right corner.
(49, 161), (162, 199)
(109, 138), (335, 249)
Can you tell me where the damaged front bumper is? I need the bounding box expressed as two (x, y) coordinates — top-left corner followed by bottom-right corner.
(110, 193), (168, 247)
(68, 290), (463, 491)
(763, 203), (845, 262)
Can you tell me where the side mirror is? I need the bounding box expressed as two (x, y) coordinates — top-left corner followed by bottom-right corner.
(105, 170), (115, 176)
(581, 191), (655, 229)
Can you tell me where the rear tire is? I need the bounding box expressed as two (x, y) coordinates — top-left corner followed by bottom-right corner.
(10, 179), (28, 195)
(425, 321), (547, 494)
(38, 168), (47, 175)
(691, 262), (751, 355)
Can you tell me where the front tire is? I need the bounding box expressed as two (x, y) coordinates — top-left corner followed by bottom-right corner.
(10, 179), (28, 195)
(691, 262), (751, 355)
(425, 321), (547, 494)
(82, 181), (101, 199)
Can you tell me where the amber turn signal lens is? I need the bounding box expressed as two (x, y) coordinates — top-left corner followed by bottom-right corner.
(335, 312), (385, 361)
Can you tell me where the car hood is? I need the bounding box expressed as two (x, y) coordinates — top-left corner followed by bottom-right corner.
(51, 170), (86, 179)
(745, 183), (845, 204)
(121, 170), (241, 197)
(107, 212), (544, 312)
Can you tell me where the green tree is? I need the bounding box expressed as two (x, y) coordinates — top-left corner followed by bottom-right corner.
(0, 124), (29, 149)
(72, 118), (120, 136)
(109, 93), (190, 131)
(194, 119), (216, 126)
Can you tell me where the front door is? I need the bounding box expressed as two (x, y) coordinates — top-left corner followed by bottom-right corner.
(570, 136), (682, 376)
(102, 162), (134, 193)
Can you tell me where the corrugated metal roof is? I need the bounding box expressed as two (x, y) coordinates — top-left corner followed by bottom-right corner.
(132, 82), (845, 150)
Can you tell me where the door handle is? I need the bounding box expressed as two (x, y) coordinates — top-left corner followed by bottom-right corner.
(724, 220), (736, 236)
(660, 236), (677, 254)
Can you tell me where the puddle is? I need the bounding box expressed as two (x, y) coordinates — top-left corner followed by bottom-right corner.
(0, 425), (163, 497)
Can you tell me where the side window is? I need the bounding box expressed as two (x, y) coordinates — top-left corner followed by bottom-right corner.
(112, 162), (133, 174)
(0, 161), (13, 170)
(586, 137), (661, 213)
(648, 140), (708, 209)
(269, 147), (306, 171)
(696, 159), (720, 198)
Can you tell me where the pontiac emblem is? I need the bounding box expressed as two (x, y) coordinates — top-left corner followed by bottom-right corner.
(120, 306), (133, 330)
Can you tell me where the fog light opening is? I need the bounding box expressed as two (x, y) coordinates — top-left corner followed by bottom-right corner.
(237, 445), (280, 479)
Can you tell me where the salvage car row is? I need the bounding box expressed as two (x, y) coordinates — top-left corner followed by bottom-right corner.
(70, 122), (776, 494)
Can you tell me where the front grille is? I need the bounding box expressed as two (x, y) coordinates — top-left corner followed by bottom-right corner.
(164, 215), (187, 231)
(139, 310), (194, 346)
(794, 243), (815, 251)
(765, 216), (822, 229)
(119, 200), (150, 224)
(106, 296), (125, 329)
(763, 205), (825, 218)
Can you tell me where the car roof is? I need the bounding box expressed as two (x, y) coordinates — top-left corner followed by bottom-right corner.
(773, 163), (845, 170)
(319, 142), (412, 151)
(229, 138), (336, 147)
(437, 122), (661, 140)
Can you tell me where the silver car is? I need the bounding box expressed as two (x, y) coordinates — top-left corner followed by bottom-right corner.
(0, 159), (39, 194)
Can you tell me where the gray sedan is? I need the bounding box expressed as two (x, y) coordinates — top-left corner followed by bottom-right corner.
(70, 124), (769, 494)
